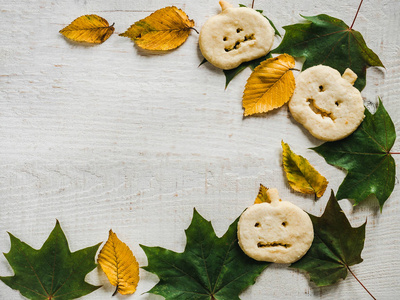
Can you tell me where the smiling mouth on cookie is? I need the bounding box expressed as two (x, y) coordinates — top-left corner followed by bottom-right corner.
(224, 33), (255, 52)
(257, 242), (291, 248)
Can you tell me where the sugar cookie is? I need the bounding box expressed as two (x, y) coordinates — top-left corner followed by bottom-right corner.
(237, 188), (313, 263)
(199, 0), (274, 70)
(289, 65), (364, 141)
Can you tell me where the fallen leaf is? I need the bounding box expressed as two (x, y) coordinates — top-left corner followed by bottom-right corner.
(60, 15), (115, 44)
(272, 14), (384, 91)
(282, 141), (328, 198)
(254, 184), (271, 204)
(291, 191), (366, 286)
(141, 209), (269, 300)
(243, 54), (295, 116)
(120, 6), (195, 51)
(0, 221), (100, 300)
(98, 230), (139, 296)
(313, 99), (396, 209)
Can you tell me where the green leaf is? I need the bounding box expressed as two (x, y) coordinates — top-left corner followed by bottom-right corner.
(291, 191), (366, 286)
(0, 221), (101, 300)
(272, 14), (384, 91)
(313, 99), (396, 209)
(141, 209), (270, 299)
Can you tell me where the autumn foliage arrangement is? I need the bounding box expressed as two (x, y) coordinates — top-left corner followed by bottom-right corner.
(1, 0), (396, 299)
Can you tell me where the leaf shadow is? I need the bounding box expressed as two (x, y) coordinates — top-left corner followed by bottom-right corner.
(60, 36), (101, 48)
(291, 267), (341, 296)
(242, 104), (286, 120)
(345, 195), (380, 216)
(95, 266), (114, 294)
(133, 42), (175, 56)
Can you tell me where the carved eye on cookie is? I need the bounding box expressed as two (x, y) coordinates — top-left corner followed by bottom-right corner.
(237, 188), (314, 264)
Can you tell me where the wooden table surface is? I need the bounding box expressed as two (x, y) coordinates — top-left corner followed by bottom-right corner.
(1, 0), (399, 299)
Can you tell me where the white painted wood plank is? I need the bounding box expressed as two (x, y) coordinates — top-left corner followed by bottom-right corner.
(0, 0), (399, 299)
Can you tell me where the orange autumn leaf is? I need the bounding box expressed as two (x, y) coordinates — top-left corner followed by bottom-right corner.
(282, 141), (328, 198)
(97, 230), (139, 295)
(60, 15), (114, 44)
(120, 6), (195, 50)
(254, 184), (271, 204)
(243, 54), (295, 116)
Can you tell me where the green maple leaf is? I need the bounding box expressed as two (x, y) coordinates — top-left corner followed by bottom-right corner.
(0, 221), (101, 300)
(141, 209), (270, 299)
(313, 99), (396, 209)
(272, 14), (384, 91)
(291, 191), (366, 286)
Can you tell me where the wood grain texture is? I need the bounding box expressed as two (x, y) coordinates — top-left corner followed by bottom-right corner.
(0, 0), (399, 299)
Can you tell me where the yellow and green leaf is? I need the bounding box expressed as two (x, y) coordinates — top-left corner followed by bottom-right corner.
(120, 6), (195, 51)
(254, 184), (271, 204)
(98, 230), (140, 295)
(282, 141), (328, 198)
(60, 15), (114, 44)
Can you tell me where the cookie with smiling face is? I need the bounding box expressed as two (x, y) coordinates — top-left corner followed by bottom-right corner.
(199, 0), (274, 70)
(237, 188), (313, 263)
(289, 65), (364, 141)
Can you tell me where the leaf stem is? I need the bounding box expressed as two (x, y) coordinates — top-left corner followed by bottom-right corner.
(350, 0), (364, 29)
(190, 27), (199, 34)
(347, 265), (376, 300)
(389, 152), (400, 155)
(112, 285), (119, 297)
(251, 0), (255, 8)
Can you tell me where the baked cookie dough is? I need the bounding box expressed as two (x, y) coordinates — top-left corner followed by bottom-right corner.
(289, 65), (364, 141)
(199, 0), (274, 70)
(237, 188), (313, 263)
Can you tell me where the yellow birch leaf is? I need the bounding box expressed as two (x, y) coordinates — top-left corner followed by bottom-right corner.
(243, 54), (296, 116)
(59, 15), (114, 44)
(254, 184), (271, 204)
(120, 6), (195, 51)
(97, 230), (139, 296)
(282, 141), (328, 198)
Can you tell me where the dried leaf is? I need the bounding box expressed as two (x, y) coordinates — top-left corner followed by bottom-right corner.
(60, 15), (114, 44)
(282, 141), (328, 198)
(254, 184), (271, 204)
(243, 54), (295, 116)
(97, 230), (139, 295)
(120, 6), (195, 51)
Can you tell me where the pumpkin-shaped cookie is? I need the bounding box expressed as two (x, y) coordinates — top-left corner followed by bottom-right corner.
(237, 188), (313, 263)
(289, 65), (364, 141)
(199, 0), (274, 70)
